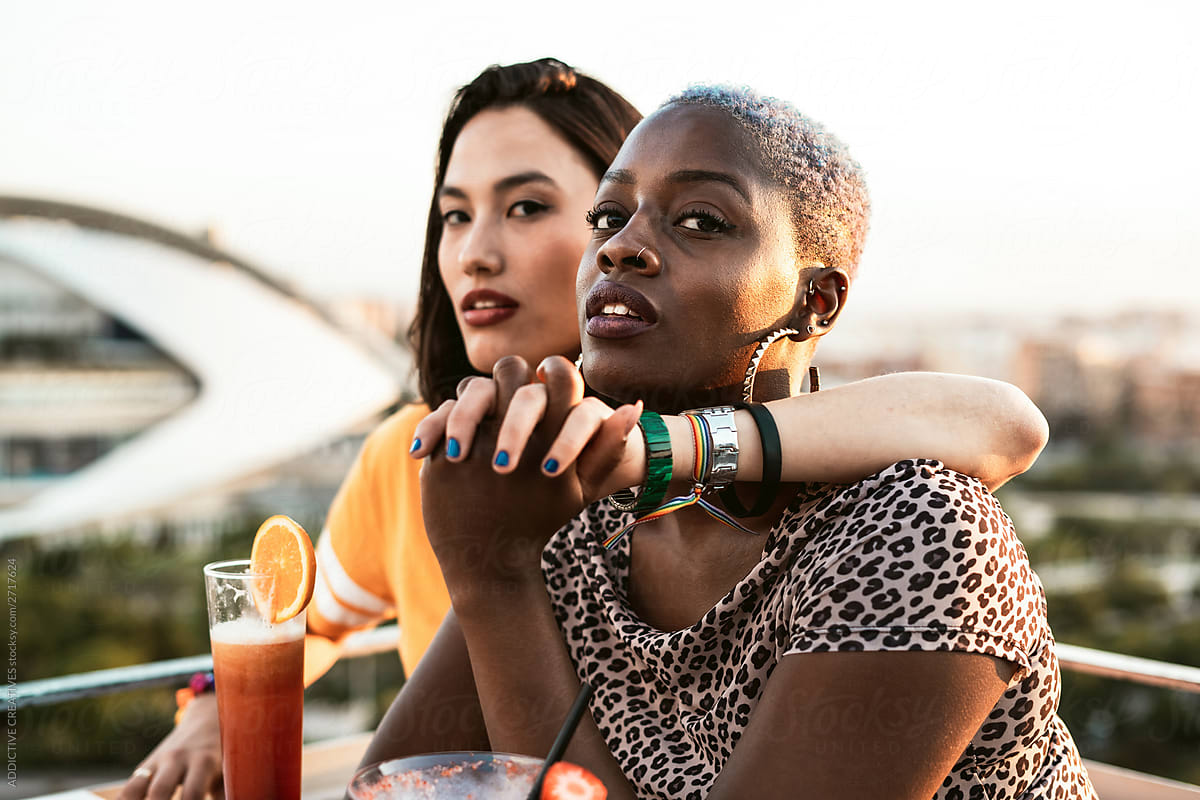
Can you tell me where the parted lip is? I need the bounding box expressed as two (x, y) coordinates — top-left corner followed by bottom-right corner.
(461, 288), (518, 311)
(584, 282), (659, 323)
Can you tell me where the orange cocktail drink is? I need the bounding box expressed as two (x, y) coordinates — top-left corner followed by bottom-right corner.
(205, 558), (306, 800)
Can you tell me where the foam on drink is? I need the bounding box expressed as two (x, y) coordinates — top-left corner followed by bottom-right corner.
(210, 616), (304, 645)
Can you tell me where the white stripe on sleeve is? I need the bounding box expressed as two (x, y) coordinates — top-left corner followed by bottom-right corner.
(315, 530), (393, 615)
(313, 571), (376, 628)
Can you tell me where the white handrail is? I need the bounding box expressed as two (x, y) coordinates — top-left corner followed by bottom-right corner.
(1056, 642), (1200, 693)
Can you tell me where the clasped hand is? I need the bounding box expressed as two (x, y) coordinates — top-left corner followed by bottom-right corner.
(410, 355), (642, 592)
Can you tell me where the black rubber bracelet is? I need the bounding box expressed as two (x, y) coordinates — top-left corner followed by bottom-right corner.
(719, 402), (782, 518)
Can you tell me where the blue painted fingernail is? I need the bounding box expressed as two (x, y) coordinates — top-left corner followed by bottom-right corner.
(494, 450), (509, 467)
(543, 458), (559, 474)
(446, 438), (461, 458)
(409, 437), (421, 453)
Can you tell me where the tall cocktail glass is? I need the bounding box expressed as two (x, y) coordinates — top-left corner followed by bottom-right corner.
(204, 558), (305, 800)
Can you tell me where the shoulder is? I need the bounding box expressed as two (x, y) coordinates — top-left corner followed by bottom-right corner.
(784, 460), (1043, 671)
(797, 458), (1009, 540)
(363, 403), (430, 456)
(850, 457), (995, 506)
(335, 403), (429, 506)
(353, 403), (429, 474)
(799, 458), (1023, 579)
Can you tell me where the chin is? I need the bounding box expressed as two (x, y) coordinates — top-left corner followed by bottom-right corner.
(584, 356), (746, 413)
(464, 343), (506, 375)
(469, 339), (577, 377)
(582, 365), (681, 411)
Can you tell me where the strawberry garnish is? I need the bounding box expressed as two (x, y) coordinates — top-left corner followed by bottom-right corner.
(540, 761), (607, 800)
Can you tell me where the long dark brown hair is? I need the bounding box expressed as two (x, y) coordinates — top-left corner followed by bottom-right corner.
(409, 58), (642, 407)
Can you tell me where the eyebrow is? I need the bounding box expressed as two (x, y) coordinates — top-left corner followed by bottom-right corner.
(669, 169), (751, 202)
(600, 168), (635, 186)
(439, 170), (558, 200)
(600, 168), (750, 202)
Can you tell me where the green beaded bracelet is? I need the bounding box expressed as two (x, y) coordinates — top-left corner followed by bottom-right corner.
(609, 411), (672, 514)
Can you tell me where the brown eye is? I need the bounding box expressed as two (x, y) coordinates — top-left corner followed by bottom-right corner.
(677, 209), (733, 233)
(510, 200), (549, 217)
(586, 206), (627, 231)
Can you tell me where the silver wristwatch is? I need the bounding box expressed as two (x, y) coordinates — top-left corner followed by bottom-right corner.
(684, 405), (739, 488)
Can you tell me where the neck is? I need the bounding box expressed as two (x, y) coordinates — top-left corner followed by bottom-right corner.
(597, 366), (810, 413)
(587, 340), (815, 411)
(745, 365), (810, 404)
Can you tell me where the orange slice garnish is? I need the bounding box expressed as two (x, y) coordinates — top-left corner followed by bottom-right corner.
(249, 514), (316, 623)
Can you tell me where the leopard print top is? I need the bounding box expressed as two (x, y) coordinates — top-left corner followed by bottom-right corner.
(541, 459), (1097, 799)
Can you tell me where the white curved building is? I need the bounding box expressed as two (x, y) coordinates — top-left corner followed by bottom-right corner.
(0, 197), (407, 538)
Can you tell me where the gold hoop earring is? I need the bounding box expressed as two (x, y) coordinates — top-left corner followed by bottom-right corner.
(742, 328), (799, 402)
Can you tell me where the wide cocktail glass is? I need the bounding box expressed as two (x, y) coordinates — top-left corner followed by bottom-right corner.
(204, 558), (305, 800)
(347, 753), (544, 799)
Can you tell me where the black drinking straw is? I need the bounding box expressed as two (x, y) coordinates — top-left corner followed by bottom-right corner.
(526, 682), (594, 800)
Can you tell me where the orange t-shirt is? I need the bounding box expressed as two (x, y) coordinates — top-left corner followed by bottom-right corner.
(304, 404), (450, 680)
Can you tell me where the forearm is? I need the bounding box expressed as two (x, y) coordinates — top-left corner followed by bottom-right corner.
(357, 611), (488, 770)
(752, 372), (1047, 489)
(302, 632), (345, 687)
(452, 580), (637, 799)
(600, 372), (1047, 495)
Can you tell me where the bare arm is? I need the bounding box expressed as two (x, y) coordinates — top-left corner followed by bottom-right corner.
(414, 369), (1047, 496)
(394, 357), (645, 795)
(356, 610), (489, 769)
(731, 372), (1047, 491)
(710, 650), (1014, 799)
(587, 372), (1046, 494)
(116, 694), (222, 800)
(449, 581), (639, 799)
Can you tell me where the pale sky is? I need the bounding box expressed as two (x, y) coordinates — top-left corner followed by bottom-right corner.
(2, 0), (1197, 326)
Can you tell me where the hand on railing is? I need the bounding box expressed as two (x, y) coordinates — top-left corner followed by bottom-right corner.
(117, 693), (222, 800)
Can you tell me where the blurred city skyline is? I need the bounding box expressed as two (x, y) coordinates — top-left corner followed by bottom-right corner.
(2, 0), (1198, 329)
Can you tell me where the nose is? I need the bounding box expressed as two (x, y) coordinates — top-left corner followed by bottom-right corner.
(456, 217), (504, 276)
(595, 226), (662, 277)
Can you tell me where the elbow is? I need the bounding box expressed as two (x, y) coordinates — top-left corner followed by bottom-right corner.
(989, 382), (1048, 487)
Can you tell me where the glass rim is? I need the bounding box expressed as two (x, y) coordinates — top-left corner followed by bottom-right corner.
(203, 558), (266, 579)
(351, 751), (543, 782)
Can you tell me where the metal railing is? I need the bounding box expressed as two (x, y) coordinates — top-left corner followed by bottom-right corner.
(16, 632), (1200, 798)
(1056, 643), (1200, 694)
(15, 625), (397, 709)
(15, 627), (1200, 709)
